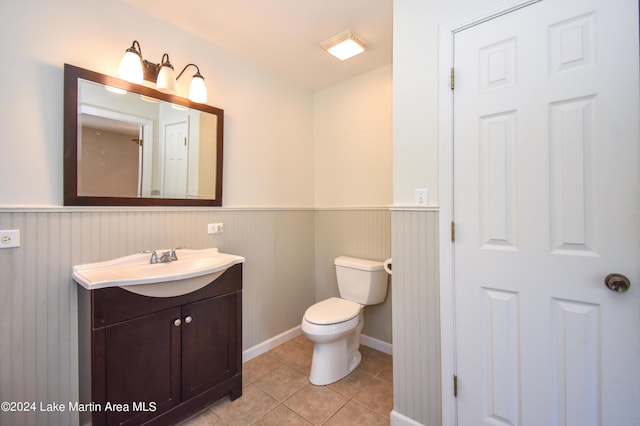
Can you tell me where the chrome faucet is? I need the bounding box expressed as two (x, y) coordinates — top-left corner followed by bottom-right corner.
(149, 248), (180, 264)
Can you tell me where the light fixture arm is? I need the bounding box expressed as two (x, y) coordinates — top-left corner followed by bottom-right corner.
(177, 63), (203, 80)
(160, 53), (173, 69)
(127, 40), (143, 58)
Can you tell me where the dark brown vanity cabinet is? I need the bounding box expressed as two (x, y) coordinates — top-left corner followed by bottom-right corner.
(78, 264), (242, 426)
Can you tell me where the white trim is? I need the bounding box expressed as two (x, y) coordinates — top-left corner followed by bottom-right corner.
(313, 206), (391, 211)
(438, 2), (541, 425)
(360, 334), (393, 355)
(438, 22), (457, 426)
(242, 326), (303, 362)
(391, 409), (426, 426)
(443, 0), (541, 32)
(242, 325), (393, 362)
(0, 205), (391, 213)
(389, 205), (440, 212)
(0, 206), (315, 213)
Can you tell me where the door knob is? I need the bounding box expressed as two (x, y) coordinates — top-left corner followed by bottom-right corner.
(174, 318), (182, 326)
(184, 316), (192, 324)
(604, 273), (631, 293)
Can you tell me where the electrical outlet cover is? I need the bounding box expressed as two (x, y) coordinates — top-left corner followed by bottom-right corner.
(207, 223), (224, 234)
(0, 229), (20, 248)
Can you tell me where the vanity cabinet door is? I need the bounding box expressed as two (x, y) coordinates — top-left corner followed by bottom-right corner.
(181, 292), (239, 400)
(104, 307), (182, 426)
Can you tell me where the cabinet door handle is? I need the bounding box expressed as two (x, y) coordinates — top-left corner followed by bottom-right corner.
(184, 316), (193, 324)
(174, 319), (182, 327)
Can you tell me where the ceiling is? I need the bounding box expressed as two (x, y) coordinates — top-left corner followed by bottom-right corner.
(121, 0), (393, 90)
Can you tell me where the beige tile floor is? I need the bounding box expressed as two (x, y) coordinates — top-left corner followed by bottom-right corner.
(181, 335), (393, 425)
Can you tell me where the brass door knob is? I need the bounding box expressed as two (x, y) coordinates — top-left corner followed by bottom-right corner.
(604, 273), (631, 293)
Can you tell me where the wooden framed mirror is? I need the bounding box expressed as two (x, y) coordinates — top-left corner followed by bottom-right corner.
(64, 64), (223, 206)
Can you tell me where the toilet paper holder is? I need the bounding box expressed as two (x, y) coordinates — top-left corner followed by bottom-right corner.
(383, 258), (392, 275)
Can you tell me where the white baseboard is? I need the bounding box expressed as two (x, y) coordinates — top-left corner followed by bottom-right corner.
(242, 327), (393, 362)
(242, 326), (303, 362)
(360, 334), (393, 355)
(390, 410), (426, 426)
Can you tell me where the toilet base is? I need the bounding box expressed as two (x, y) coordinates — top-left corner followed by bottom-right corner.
(309, 340), (362, 386)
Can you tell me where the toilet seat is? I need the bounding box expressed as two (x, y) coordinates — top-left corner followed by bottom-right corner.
(304, 297), (361, 325)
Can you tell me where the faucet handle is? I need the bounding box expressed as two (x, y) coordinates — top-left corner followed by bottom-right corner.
(169, 247), (179, 261)
(169, 246), (185, 261)
(149, 250), (158, 264)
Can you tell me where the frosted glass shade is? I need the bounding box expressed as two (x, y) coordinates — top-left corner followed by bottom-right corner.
(189, 75), (207, 103)
(156, 64), (177, 94)
(118, 50), (143, 84)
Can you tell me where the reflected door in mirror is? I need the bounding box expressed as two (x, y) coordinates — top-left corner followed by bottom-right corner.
(64, 64), (223, 206)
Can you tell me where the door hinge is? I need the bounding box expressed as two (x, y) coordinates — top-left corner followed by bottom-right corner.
(450, 67), (455, 90)
(451, 221), (455, 242)
(453, 375), (458, 397)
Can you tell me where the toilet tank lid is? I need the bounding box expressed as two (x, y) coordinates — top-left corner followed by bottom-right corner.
(335, 256), (384, 271)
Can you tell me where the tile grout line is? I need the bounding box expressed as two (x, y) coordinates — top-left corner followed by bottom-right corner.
(182, 340), (393, 425)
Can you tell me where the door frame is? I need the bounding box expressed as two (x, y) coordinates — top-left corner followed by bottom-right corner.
(437, 1), (541, 424)
(78, 104), (153, 197)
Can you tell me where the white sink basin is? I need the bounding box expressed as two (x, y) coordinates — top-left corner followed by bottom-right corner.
(73, 248), (245, 297)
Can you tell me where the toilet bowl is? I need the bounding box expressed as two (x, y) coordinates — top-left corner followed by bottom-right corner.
(302, 297), (364, 385)
(301, 256), (389, 385)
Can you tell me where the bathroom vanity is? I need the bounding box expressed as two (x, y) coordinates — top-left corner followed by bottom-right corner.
(77, 263), (242, 425)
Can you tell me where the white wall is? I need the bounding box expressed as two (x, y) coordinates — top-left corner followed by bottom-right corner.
(312, 65), (393, 344)
(0, 0), (314, 207)
(314, 64), (393, 207)
(392, 0), (501, 206)
(0, 0), (395, 209)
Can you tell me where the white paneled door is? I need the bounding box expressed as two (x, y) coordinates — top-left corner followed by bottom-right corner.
(453, 0), (640, 425)
(163, 120), (189, 198)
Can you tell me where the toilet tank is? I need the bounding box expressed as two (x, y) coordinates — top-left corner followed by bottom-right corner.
(335, 256), (389, 305)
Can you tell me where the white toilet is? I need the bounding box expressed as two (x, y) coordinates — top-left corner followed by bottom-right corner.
(301, 256), (389, 385)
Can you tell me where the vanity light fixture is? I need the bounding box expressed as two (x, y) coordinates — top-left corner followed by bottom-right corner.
(118, 40), (208, 103)
(321, 30), (369, 61)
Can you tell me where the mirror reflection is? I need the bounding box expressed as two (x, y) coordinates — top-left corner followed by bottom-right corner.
(64, 64), (223, 206)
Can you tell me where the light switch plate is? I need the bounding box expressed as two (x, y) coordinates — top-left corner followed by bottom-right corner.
(414, 188), (429, 205)
(0, 229), (21, 248)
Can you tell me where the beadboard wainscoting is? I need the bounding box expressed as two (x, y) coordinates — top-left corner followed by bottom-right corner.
(0, 207), (391, 426)
(390, 208), (441, 426)
(314, 208), (392, 344)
